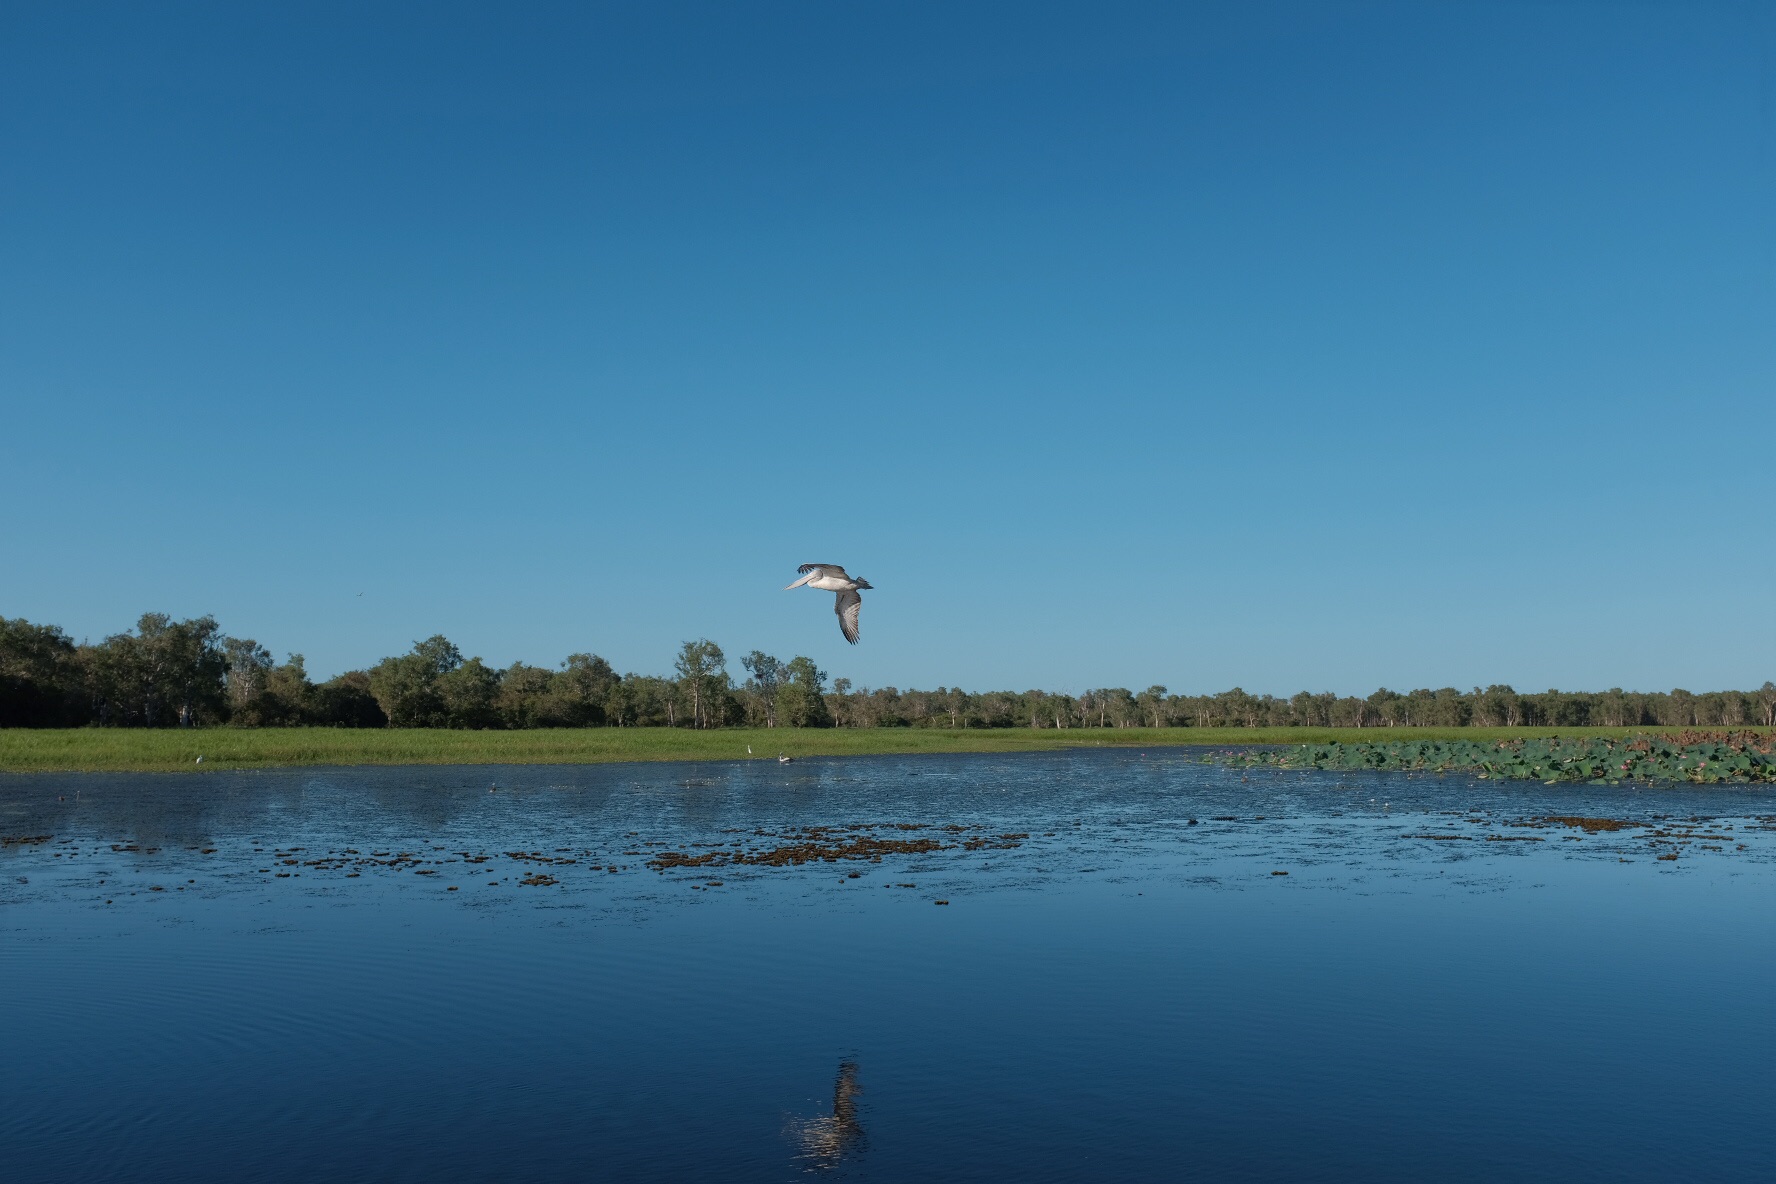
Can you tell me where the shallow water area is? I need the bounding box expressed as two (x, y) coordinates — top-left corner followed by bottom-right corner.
(4, 747), (1775, 1182)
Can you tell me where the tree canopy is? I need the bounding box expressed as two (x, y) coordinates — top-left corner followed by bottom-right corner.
(2, 612), (1772, 732)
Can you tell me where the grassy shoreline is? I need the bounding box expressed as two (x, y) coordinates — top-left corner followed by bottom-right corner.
(2, 725), (1762, 774)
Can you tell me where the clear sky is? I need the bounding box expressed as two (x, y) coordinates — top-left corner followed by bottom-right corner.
(3, 1), (1772, 695)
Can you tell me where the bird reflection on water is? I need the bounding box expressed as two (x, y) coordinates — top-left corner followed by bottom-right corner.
(791, 1060), (865, 1171)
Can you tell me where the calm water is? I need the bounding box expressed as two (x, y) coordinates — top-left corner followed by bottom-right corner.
(4, 748), (1774, 1182)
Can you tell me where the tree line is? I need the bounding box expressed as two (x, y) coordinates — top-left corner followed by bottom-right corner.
(3, 612), (1773, 730)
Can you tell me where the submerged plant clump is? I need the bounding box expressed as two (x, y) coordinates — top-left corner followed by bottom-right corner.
(1224, 732), (1776, 785)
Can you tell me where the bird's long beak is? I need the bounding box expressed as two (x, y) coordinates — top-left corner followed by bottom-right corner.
(784, 572), (815, 590)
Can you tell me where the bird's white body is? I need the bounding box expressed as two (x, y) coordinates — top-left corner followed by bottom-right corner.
(784, 563), (873, 644)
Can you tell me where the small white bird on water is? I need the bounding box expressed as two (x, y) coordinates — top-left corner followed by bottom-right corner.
(783, 563), (873, 645)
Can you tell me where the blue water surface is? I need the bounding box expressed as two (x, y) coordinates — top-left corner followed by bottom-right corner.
(3, 748), (1773, 1182)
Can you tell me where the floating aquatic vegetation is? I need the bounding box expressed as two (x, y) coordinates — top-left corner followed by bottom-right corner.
(649, 827), (947, 871)
(1221, 732), (1776, 785)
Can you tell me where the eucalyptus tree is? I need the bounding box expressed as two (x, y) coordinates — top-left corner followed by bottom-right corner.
(938, 687), (968, 728)
(0, 617), (83, 726)
(147, 613), (229, 727)
(1471, 685), (1522, 728)
(972, 690), (1021, 728)
(741, 650), (785, 727)
(230, 653), (315, 726)
(1023, 690), (1070, 729)
(777, 656), (831, 727)
(1135, 686), (1168, 728)
(826, 677), (852, 727)
(1366, 689), (1404, 726)
(495, 663), (557, 728)
(1098, 687), (1139, 727)
(309, 670), (387, 727)
(1213, 688), (1261, 728)
(82, 613), (229, 727)
(1285, 691), (1321, 727)
(609, 674), (677, 726)
(556, 653), (617, 725)
(1661, 689), (1698, 728)
(224, 637), (274, 713)
(674, 639), (728, 729)
(438, 657), (502, 728)
(368, 635), (462, 727)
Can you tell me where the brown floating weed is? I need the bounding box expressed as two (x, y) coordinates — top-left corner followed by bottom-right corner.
(1540, 816), (1643, 833)
(1632, 731), (1776, 754)
(650, 833), (946, 871)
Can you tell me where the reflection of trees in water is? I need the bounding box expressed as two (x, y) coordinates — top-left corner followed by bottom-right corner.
(791, 1060), (864, 1170)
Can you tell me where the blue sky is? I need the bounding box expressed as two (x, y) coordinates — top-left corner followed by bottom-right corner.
(3, 1), (1772, 694)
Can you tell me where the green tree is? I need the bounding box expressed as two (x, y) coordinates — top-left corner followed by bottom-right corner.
(608, 673), (675, 726)
(1661, 688), (1697, 728)
(741, 650), (785, 727)
(496, 663), (558, 728)
(1215, 688), (1261, 728)
(1367, 688), (1402, 726)
(1473, 685), (1521, 728)
(84, 613), (229, 727)
(438, 656), (502, 728)
(312, 670), (388, 727)
(554, 653), (617, 725)
(1136, 685), (1169, 728)
(368, 635), (462, 727)
(224, 637), (274, 716)
(0, 617), (84, 726)
(266, 655), (317, 723)
(1100, 687), (1138, 726)
(673, 639), (728, 729)
(1329, 696), (1370, 727)
(230, 653), (316, 726)
(1024, 690), (1068, 729)
(149, 614), (229, 727)
(827, 676), (853, 726)
(937, 686), (969, 728)
(777, 655), (832, 727)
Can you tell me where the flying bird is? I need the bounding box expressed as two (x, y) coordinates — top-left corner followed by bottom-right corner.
(784, 563), (872, 644)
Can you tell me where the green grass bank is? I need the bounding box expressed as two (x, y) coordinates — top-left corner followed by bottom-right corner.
(0, 726), (1749, 774)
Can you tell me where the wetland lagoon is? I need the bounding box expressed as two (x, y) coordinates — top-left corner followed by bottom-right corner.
(5, 748), (1774, 1182)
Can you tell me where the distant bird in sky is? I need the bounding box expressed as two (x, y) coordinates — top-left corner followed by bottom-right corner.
(784, 563), (872, 644)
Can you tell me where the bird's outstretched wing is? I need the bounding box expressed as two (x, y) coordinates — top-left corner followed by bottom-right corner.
(798, 563), (848, 577)
(835, 589), (862, 645)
